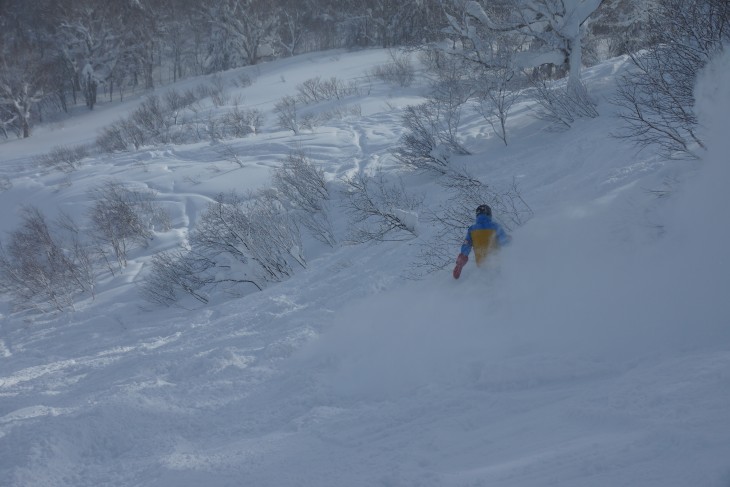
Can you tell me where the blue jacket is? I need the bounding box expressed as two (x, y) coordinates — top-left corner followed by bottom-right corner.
(460, 214), (509, 265)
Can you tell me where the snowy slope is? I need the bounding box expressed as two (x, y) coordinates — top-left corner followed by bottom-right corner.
(1, 48), (729, 487)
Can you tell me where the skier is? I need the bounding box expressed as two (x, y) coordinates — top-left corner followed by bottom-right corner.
(453, 204), (510, 279)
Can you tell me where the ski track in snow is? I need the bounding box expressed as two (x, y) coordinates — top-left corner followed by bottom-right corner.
(1, 48), (730, 487)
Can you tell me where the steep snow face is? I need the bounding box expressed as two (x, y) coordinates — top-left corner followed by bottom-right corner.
(688, 47), (730, 255)
(1, 48), (730, 487)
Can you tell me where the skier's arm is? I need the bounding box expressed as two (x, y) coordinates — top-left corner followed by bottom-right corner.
(453, 229), (472, 279)
(459, 229), (473, 256)
(496, 224), (511, 246)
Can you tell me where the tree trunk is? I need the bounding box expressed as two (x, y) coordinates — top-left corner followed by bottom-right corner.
(567, 35), (583, 96)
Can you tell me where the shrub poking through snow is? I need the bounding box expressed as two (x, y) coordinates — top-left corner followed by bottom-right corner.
(34, 144), (90, 173)
(368, 51), (415, 87)
(342, 170), (422, 243)
(273, 151), (335, 246)
(0, 207), (94, 313)
(142, 189), (306, 306)
(88, 180), (171, 271)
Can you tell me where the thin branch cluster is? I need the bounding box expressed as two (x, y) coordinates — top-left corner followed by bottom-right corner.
(409, 168), (532, 278)
(342, 171), (423, 243)
(141, 190), (305, 306)
(273, 151), (336, 247)
(0, 208), (94, 313)
(612, 0), (729, 159)
(0, 181), (169, 313)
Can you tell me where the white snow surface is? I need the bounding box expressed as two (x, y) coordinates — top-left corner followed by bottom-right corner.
(1, 48), (729, 487)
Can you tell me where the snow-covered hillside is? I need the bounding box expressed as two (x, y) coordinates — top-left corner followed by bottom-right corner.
(1, 48), (729, 487)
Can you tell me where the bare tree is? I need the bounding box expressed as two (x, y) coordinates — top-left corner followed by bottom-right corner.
(368, 50), (416, 87)
(273, 151), (335, 246)
(34, 145), (90, 173)
(393, 102), (448, 174)
(392, 50), (474, 173)
(207, 0), (278, 67)
(220, 103), (264, 138)
(0, 207), (95, 313)
(275, 95), (300, 134)
(142, 198), (290, 306)
(248, 189), (306, 270)
(342, 170), (422, 243)
(475, 65), (519, 145)
(95, 88), (203, 151)
(528, 69), (598, 129)
(275, 0), (312, 57)
(141, 249), (220, 306)
(393, 86), (471, 175)
(429, 62), (473, 153)
(612, 0), (729, 159)
(467, 32), (526, 145)
(296, 77), (360, 104)
(88, 181), (170, 270)
(192, 190), (304, 289)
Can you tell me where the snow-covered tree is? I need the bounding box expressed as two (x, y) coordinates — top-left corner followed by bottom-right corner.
(365, 0), (428, 48)
(446, 0), (604, 96)
(57, 2), (126, 108)
(123, 0), (166, 91)
(584, 0), (657, 60)
(332, 0), (441, 48)
(275, 0), (314, 57)
(160, 4), (191, 82)
(207, 0), (278, 67)
(0, 60), (45, 138)
(0, 0), (52, 137)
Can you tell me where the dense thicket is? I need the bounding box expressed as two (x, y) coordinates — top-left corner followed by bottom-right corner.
(613, 0), (730, 158)
(0, 0), (445, 137)
(0, 0), (658, 139)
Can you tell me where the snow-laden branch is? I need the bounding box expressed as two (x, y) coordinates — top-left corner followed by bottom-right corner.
(457, 0), (604, 94)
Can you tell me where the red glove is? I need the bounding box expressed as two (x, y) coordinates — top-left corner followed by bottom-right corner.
(452, 253), (468, 279)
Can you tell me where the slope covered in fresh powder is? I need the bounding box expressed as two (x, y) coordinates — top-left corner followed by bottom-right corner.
(0, 48), (729, 487)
